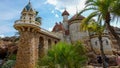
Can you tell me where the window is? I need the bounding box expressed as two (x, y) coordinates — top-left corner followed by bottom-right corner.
(48, 39), (52, 49)
(29, 17), (31, 20)
(24, 17), (25, 19)
(55, 41), (57, 44)
(23, 13), (26, 16)
(29, 14), (33, 16)
(106, 40), (108, 45)
(95, 41), (97, 46)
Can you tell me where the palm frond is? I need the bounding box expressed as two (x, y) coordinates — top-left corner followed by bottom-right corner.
(111, 0), (120, 16)
(80, 11), (99, 31)
(78, 7), (97, 15)
(97, 14), (103, 24)
(85, 0), (96, 5)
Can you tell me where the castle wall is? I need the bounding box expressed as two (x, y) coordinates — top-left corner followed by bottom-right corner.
(91, 36), (113, 55)
(14, 31), (39, 68)
(69, 22), (88, 42)
(53, 32), (64, 41)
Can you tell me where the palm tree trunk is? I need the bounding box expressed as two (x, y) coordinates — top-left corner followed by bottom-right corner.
(106, 22), (120, 49)
(88, 32), (97, 54)
(98, 35), (107, 68)
(105, 12), (120, 49)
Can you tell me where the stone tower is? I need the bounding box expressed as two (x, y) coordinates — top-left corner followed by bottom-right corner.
(61, 10), (71, 43)
(62, 9), (69, 30)
(14, 1), (40, 68)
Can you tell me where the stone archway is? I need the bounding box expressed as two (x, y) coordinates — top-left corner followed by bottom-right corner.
(48, 39), (52, 49)
(39, 37), (44, 57)
(55, 41), (57, 44)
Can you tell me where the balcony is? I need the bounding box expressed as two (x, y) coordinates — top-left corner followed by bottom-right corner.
(41, 28), (59, 38)
(14, 20), (40, 26)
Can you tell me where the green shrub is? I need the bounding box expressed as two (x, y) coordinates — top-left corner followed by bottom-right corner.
(37, 42), (88, 68)
(8, 54), (16, 60)
(1, 60), (15, 68)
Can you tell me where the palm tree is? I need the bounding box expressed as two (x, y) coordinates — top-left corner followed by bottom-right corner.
(80, 19), (107, 68)
(79, 0), (120, 48)
(80, 19), (97, 54)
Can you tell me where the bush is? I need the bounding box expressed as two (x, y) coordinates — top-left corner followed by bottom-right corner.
(37, 42), (88, 68)
(8, 54), (16, 60)
(1, 60), (15, 68)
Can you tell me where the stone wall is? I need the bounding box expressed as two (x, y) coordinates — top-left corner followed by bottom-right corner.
(14, 31), (39, 68)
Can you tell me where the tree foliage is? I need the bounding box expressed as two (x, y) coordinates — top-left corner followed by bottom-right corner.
(1, 60), (15, 68)
(79, 0), (120, 48)
(37, 42), (88, 68)
(80, 19), (107, 68)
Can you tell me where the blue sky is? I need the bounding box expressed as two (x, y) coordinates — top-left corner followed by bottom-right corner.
(0, 0), (119, 37)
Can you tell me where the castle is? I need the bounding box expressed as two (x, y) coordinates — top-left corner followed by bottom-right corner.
(13, 1), (119, 68)
(14, 1), (59, 68)
(52, 9), (115, 55)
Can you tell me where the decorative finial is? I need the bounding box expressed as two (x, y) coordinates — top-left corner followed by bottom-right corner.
(65, 7), (66, 10)
(29, 0), (31, 3)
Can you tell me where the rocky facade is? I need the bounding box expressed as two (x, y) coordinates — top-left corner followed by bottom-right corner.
(14, 31), (39, 68)
(13, 1), (59, 68)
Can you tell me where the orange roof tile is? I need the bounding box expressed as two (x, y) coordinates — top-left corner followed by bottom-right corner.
(69, 14), (85, 22)
(52, 22), (65, 32)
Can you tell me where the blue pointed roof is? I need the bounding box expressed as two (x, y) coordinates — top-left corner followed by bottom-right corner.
(24, 1), (33, 11)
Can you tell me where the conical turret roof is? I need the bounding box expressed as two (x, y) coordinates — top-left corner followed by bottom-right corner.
(22, 1), (35, 12)
(62, 10), (69, 16)
(25, 2), (32, 11)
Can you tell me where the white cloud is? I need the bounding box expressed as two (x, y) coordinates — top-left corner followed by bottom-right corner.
(51, 10), (55, 14)
(45, 0), (87, 15)
(45, 0), (57, 5)
(0, 34), (5, 38)
(48, 27), (53, 31)
(51, 10), (59, 18)
(55, 14), (59, 18)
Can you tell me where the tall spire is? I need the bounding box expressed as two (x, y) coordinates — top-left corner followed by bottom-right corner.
(76, 6), (78, 14)
(22, 0), (34, 12)
(29, 0), (31, 3)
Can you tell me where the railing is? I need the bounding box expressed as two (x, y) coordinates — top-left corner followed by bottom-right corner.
(14, 20), (40, 26)
(14, 20), (59, 38)
(41, 28), (58, 38)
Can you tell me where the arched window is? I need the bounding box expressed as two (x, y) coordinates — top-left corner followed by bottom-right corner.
(29, 17), (31, 20)
(55, 41), (57, 44)
(39, 37), (44, 49)
(39, 37), (44, 57)
(23, 17), (25, 19)
(106, 40), (108, 45)
(95, 41), (97, 46)
(48, 39), (52, 49)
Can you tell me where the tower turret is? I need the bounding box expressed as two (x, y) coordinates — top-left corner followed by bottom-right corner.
(14, 1), (40, 68)
(62, 9), (69, 30)
(62, 9), (69, 22)
(16, 1), (40, 26)
(61, 9), (70, 43)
